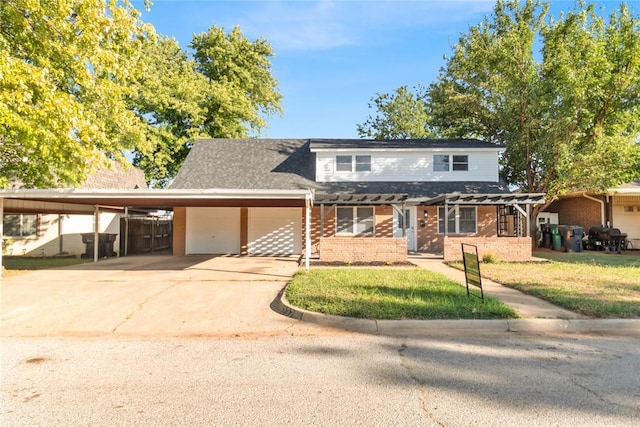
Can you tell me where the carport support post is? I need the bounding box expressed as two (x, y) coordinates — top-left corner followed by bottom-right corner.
(94, 205), (99, 263)
(0, 197), (4, 277)
(305, 195), (311, 271)
(124, 207), (129, 256)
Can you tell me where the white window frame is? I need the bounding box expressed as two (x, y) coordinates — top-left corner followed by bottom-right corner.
(437, 206), (477, 234)
(336, 206), (375, 235)
(335, 155), (371, 172)
(433, 154), (469, 172)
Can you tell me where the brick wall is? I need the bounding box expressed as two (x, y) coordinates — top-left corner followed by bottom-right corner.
(443, 236), (532, 262)
(319, 237), (407, 263)
(547, 196), (605, 230)
(418, 206), (497, 254)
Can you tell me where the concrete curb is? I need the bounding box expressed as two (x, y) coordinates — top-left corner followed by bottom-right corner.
(272, 288), (640, 337)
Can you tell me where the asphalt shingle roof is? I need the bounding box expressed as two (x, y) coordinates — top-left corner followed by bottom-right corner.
(170, 138), (511, 200)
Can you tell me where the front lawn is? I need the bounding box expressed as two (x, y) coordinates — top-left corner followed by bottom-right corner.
(286, 268), (518, 320)
(2, 256), (90, 274)
(451, 251), (640, 318)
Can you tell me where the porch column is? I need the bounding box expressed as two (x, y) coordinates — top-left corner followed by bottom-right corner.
(124, 207), (129, 256)
(305, 195), (312, 271)
(0, 197), (3, 277)
(526, 204), (531, 237)
(93, 205), (99, 263)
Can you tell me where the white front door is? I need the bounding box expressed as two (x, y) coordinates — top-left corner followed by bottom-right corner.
(394, 206), (417, 251)
(405, 207), (417, 251)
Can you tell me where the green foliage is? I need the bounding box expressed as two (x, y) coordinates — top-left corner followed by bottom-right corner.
(132, 25), (283, 187)
(1, 3), (282, 188)
(131, 36), (208, 187)
(357, 86), (435, 139)
(482, 252), (499, 264)
(191, 25), (283, 138)
(362, 0), (640, 201)
(429, 0), (640, 198)
(0, 0), (153, 187)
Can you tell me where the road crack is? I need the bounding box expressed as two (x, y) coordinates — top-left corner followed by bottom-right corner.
(398, 343), (445, 427)
(111, 281), (181, 334)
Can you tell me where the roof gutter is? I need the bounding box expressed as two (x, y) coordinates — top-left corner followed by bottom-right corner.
(0, 188), (313, 201)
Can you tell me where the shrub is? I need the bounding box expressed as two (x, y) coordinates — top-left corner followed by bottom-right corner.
(482, 252), (499, 264)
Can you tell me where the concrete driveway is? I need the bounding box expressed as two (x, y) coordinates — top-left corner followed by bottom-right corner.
(1, 255), (326, 338)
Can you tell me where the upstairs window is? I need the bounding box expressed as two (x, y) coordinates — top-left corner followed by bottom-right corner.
(335, 155), (371, 172)
(336, 207), (375, 235)
(336, 155), (353, 172)
(433, 154), (468, 172)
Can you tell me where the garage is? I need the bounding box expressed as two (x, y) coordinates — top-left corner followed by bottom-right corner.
(248, 208), (302, 255)
(185, 207), (241, 254)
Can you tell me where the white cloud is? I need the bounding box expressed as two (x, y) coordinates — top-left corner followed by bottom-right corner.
(207, 0), (495, 52)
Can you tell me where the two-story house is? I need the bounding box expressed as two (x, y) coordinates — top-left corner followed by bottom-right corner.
(170, 138), (545, 263)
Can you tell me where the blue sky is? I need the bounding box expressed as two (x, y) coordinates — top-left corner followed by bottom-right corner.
(132, 0), (637, 139)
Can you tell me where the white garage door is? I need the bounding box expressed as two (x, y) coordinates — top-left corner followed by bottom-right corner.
(613, 204), (640, 239)
(248, 208), (301, 255)
(186, 207), (240, 254)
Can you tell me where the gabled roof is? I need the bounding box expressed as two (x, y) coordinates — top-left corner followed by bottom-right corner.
(171, 139), (316, 190)
(309, 138), (503, 150)
(171, 138), (515, 204)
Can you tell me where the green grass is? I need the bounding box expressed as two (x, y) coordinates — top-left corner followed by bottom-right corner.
(286, 268), (518, 320)
(449, 251), (640, 318)
(2, 256), (90, 272)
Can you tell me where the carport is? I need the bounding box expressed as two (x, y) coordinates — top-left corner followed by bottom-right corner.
(0, 188), (314, 276)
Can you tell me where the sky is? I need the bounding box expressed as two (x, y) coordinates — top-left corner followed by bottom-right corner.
(131, 0), (638, 139)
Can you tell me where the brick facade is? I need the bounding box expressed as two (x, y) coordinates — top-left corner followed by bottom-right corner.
(547, 196), (606, 230)
(443, 236), (532, 262)
(417, 206), (497, 254)
(319, 237), (407, 263)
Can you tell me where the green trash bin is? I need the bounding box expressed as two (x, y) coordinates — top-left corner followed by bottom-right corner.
(550, 224), (562, 250)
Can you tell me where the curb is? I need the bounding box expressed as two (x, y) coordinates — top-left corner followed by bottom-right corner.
(272, 289), (640, 337)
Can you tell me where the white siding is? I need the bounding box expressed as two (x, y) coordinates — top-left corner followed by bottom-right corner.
(315, 150), (500, 182)
(248, 208), (301, 255)
(4, 212), (120, 257)
(612, 198), (640, 242)
(185, 207), (240, 254)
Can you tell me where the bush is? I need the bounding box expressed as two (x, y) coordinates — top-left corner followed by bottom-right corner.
(482, 252), (499, 264)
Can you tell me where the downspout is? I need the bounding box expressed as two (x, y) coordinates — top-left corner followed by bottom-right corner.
(583, 194), (605, 227)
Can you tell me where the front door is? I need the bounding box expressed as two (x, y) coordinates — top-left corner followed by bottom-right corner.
(405, 207), (417, 251)
(395, 207), (417, 251)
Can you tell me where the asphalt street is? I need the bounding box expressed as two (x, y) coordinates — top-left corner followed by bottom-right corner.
(2, 332), (639, 426)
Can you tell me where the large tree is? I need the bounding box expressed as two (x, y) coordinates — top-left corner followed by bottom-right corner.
(191, 25), (283, 138)
(130, 35), (208, 188)
(357, 86), (435, 139)
(131, 25), (283, 187)
(359, 0), (640, 234)
(0, 0), (153, 188)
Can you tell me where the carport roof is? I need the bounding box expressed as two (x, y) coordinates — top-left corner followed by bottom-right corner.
(0, 188), (312, 213)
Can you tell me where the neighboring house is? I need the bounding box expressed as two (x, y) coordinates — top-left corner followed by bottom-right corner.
(2, 162), (147, 257)
(542, 180), (640, 248)
(170, 138), (544, 262)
